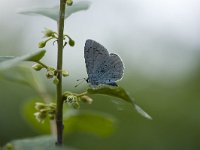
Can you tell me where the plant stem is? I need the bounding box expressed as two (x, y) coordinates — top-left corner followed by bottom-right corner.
(56, 0), (66, 145)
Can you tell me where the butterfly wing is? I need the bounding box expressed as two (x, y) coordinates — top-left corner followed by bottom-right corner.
(84, 39), (109, 85)
(94, 53), (124, 85)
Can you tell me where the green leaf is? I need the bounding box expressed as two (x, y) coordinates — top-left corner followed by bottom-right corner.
(0, 50), (46, 70)
(26, 50), (46, 62)
(3, 135), (77, 150)
(87, 86), (152, 120)
(18, 1), (91, 21)
(0, 66), (32, 86)
(22, 98), (51, 134)
(63, 109), (116, 137)
(87, 86), (133, 103)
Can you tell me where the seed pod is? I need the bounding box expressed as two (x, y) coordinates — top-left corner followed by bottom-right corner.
(80, 95), (93, 104)
(66, 0), (73, 6)
(43, 28), (54, 37)
(32, 63), (44, 71)
(38, 41), (46, 48)
(62, 70), (69, 77)
(53, 77), (59, 85)
(69, 39), (75, 47)
(46, 70), (54, 79)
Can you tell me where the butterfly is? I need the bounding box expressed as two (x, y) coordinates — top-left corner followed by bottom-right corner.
(84, 39), (124, 86)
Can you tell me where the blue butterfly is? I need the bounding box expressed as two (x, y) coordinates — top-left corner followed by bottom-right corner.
(84, 39), (124, 86)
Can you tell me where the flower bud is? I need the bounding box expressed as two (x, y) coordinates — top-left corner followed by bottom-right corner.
(32, 63), (44, 71)
(53, 77), (59, 85)
(69, 39), (75, 47)
(66, 0), (73, 6)
(6, 143), (13, 150)
(49, 103), (56, 109)
(62, 70), (69, 77)
(35, 102), (46, 111)
(34, 112), (47, 123)
(63, 92), (72, 101)
(40, 108), (49, 113)
(66, 95), (76, 104)
(80, 95), (93, 104)
(43, 28), (54, 37)
(72, 102), (80, 109)
(38, 41), (46, 48)
(46, 70), (54, 79)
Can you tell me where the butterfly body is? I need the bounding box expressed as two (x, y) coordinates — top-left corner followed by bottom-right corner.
(84, 39), (124, 87)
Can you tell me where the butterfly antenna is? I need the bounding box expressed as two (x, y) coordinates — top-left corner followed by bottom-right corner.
(76, 79), (81, 81)
(75, 78), (86, 87)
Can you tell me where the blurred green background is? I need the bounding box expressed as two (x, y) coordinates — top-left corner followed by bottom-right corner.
(1, 0), (200, 149)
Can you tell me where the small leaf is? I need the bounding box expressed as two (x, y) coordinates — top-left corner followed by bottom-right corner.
(87, 86), (152, 120)
(63, 109), (116, 137)
(25, 50), (46, 62)
(18, 1), (91, 21)
(3, 136), (77, 150)
(0, 50), (46, 70)
(0, 66), (32, 86)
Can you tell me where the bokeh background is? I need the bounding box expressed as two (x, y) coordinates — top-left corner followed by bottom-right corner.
(1, 0), (200, 149)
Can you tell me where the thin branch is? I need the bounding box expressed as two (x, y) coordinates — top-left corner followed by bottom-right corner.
(56, 0), (66, 146)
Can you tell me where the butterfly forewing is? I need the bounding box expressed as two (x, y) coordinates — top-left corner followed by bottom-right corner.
(84, 39), (109, 78)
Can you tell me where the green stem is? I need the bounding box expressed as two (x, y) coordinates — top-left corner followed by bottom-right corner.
(76, 91), (88, 97)
(56, 0), (66, 145)
(37, 61), (48, 69)
(64, 34), (72, 40)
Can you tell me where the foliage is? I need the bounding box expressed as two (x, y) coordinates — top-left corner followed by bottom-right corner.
(87, 86), (152, 120)
(18, 1), (91, 21)
(3, 136), (77, 150)
(0, 0), (152, 149)
(0, 50), (46, 71)
(22, 98), (116, 137)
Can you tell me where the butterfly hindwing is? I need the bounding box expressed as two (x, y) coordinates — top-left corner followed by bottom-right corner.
(94, 53), (124, 84)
